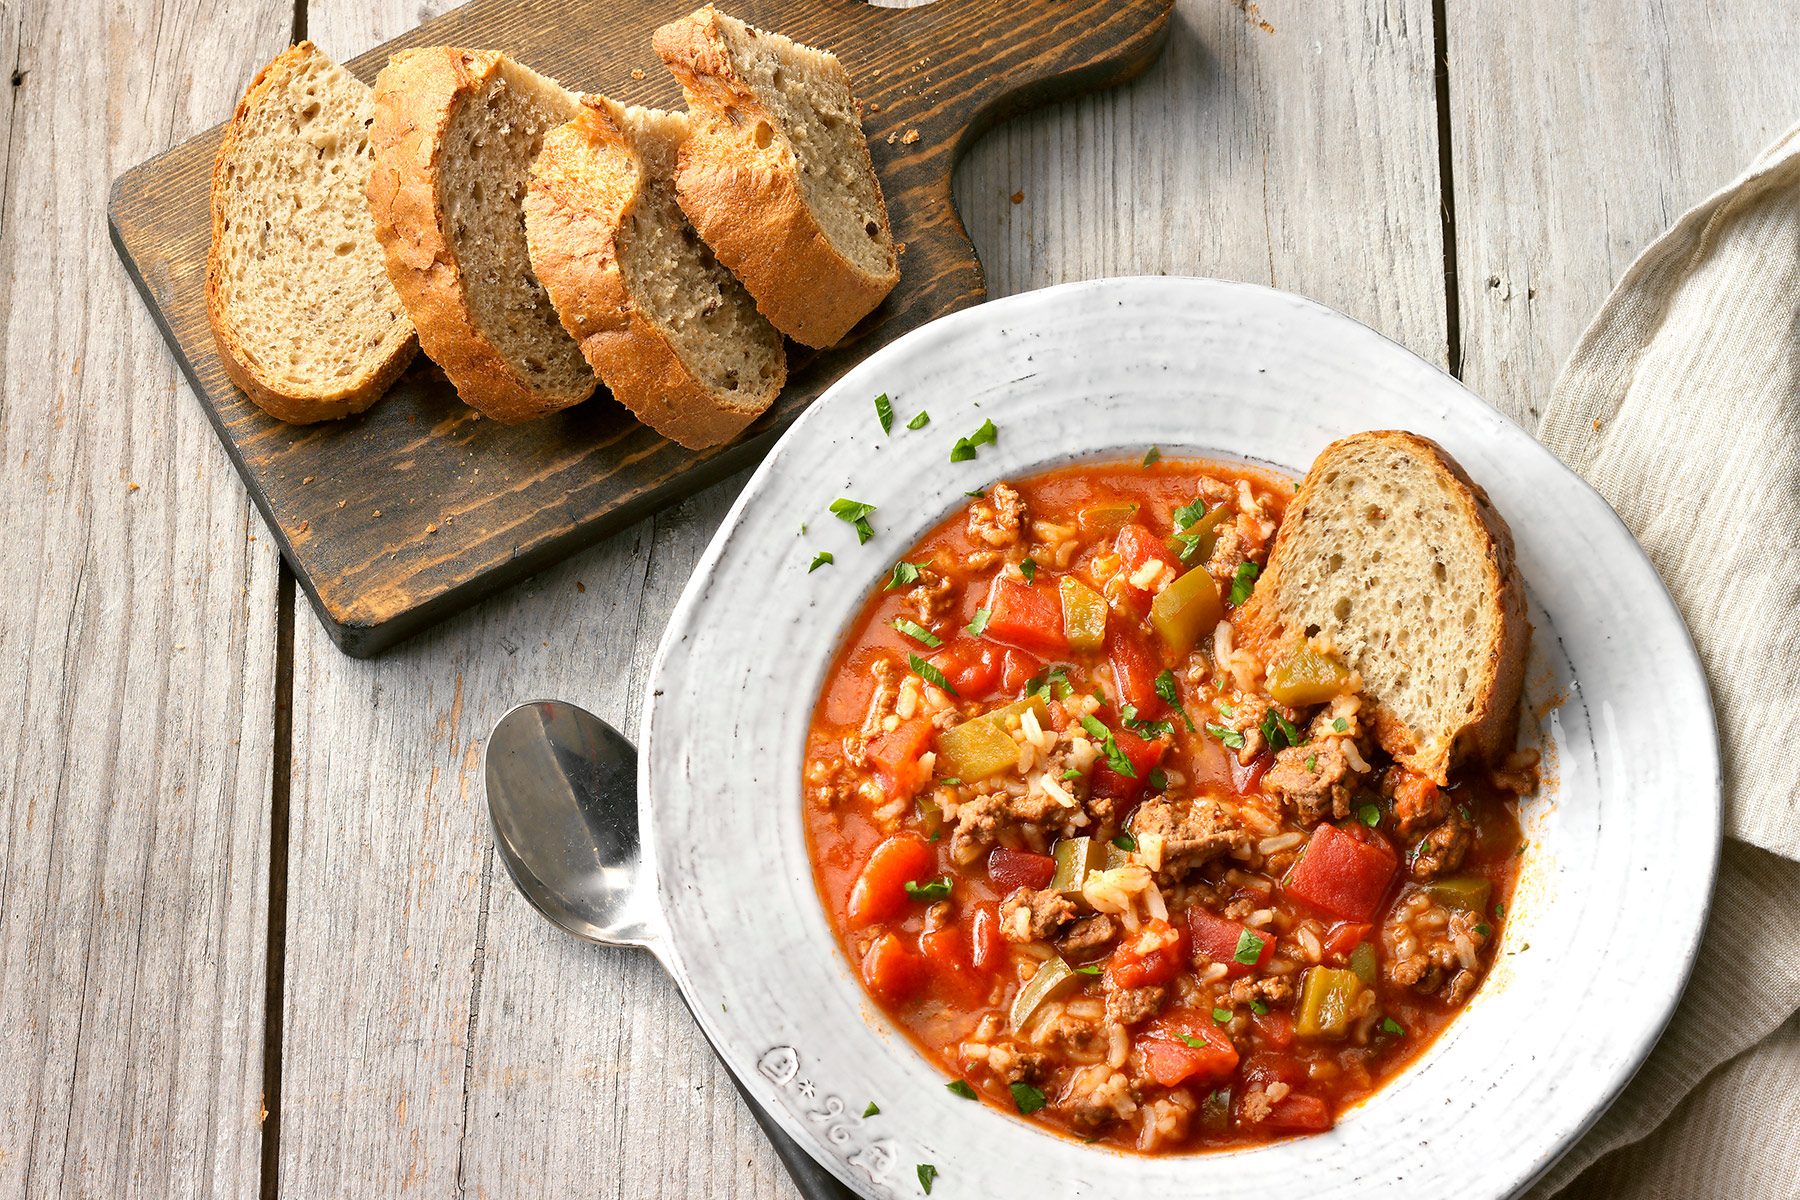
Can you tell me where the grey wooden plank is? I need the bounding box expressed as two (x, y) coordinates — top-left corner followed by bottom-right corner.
(276, 0), (1448, 1196)
(0, 0), (290, 1196)
(1447, 0), (1800, 426)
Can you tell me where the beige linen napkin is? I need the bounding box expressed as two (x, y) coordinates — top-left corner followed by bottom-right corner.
(1525, 122), (1800, 1198)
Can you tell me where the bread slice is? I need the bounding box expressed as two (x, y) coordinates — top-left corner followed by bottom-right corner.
(367, 48), (595, 422)
(525, 98), (787, 449)
(652, 6), (898, 348)
(1237, 431), (1529, 784)
(207, 43), (417, 424)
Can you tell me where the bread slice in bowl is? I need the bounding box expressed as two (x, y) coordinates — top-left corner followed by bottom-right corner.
(1237, 430), (1529, 784)
(207, 42), (417, 424)
(652, 5), (898, 349)
(367, 48), (595, 423)
(525, 97), (786, 449)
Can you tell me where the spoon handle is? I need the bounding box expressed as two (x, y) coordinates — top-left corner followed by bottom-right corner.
(718, 1054), (864, 1200)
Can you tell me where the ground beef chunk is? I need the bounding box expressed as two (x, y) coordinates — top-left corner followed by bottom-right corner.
(976, 1040), (1048, 1085)
(906, 566), (956, 626)
(1204, 522), (1248, 585)
(1104, 983), (1166, 1027)
(949, 794), (1005, 864)
(1385, 766), (1450, 838)
(1060, 1067), (1138, 1131)
(1057, 913), (1117, 957)
(1133, 795), (1251, 881)
(859, 659), (900, 740)
(1227, 974), (1295, 1007)
(1000, 887), (1077, 943)
(1410, 810), (1473, 879)
(1385, 899), (1491, 1003)
(1263, 740), (1356, 825)
(968, 482), (1027, 547)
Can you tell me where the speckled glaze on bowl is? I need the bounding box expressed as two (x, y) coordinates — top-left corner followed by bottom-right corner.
(638, 278), (1720, 1199)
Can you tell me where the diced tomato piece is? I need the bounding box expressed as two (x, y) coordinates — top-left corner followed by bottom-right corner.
(927, 639), (1000, 698)
(1105, 918), (1188, 989)
(1042, 700), (1070, 733)
(970, 902), (1004, 971)
(981, 576), (1068, 654)
(1322, 921), (1373, 964)
(1234, 751), (1274, 796)
(1090, 722), (1169, 803)
(1252, 1009), (1296, 1049)
(1114, 523), (1182, 609)
(1241, 1051), (1308, 1089)
(1264, 1092), (1334, 1133)
(1106, 628), (1165, 716)
(1390, 769), (1440, 826)
(987, 846), (1057, 892)
(861, 932), (927, 1003)
(920, 926), (988, 1005)
(847, 833), (936, 928)
(1140, 1009), (1240, 1087)
(999, 648), (1042, 694)
(865, 717), (935, 799)
(1284, 824), (1399, 922)
(1187, 907), (1275, 978)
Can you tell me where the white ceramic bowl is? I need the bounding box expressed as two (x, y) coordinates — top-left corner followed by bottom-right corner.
(640, 277), (1719, 1199)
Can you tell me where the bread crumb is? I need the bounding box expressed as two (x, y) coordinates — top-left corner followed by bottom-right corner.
(1010, 191), (1024, 205)
(1592, 418), (1602, 431)
(302, 475), (315, 484)
(900, 128), (920, 145)
(297, 520), (310, 534)
(576, 581), (587, 593)
(426, 522), (439, 534)
(631, 67), (646, 80)
(372, 509), (382, 518)
(337, 500), (347, 509)
(895, 241), (907, 256)
(127, 481), (140, 491)
(886, 131), (898, 145)
(865, 101), (880, 114)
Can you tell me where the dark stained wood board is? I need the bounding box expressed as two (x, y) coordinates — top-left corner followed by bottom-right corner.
(108, 0), (1173, 657)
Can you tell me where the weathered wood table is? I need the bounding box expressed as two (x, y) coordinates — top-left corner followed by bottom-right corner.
(4, 1), (1796, 1196)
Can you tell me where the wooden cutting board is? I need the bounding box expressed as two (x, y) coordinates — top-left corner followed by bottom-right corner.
(109, 0), (1172, 656)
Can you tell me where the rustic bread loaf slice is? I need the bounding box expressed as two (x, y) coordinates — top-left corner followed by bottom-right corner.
(1237, 431), (1529, 784)
(652, 5), (898, 349)
(367, 48), (595, 422)
(525, 98), (786, 449)
(207, 43), (417, 424)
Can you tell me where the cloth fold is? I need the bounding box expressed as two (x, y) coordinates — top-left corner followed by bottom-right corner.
(1530, 120), (1800, 1197)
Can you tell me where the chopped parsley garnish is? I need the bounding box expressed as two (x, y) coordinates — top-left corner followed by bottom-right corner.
(1073, 963), (1102, 975)
(1229, 561), (1260, 606)
(893, 618), (942, 648)
(1476, 923), (1492, 937)
(1061, 767), (1081, 780)
(1211, 1007), (1233, 1024)
(964, 487), (986, 498)
(1206, 722), (1245, 750)
(1305, 754), (1317, 772)
(965, 607), (992, 637)
(1170, 497), (1211, 562)
(884, 560), (922, 590)
(1119, 703), (1175, 740)
(1381, 1017), (1405, 1036)
(1180, 1035), (1207, 1048)
(1019, 556), (1037, 582)
(808, 551), (834, 572)
(950, 418), (1000, 462)
(829, 497), (877, 544)
(1147, 766), (1168, 791)
(1010, 1082), (1048, 1114)
(1112, 833), (1138, 852)
(1358, 802), (1382, 827)
(939, 777), (961, 787)
(875, 392), (894, 434)
(1332, 717), (1348, 733)
(946, 1079), (977, 1100)
(905, 876), (953, 900)
(1233, 929), (1266, 966)
(1142, 446), (1162, 467)
(1494, 903), (1506, 918)
(863, 1102), (881, 1118)
(907, 653), (959, 696)
(908, 410), (931, 430)
(918, 1164), (938, 1194)
(1260, 707), (1303, 752)
(1079, 715), (1136, 778)
(1250, 1000), (1269, 1015)
(1154, 669), (1196, 731)
(1026, 665), (1073, 701)
(1218, 702), (1235, 718)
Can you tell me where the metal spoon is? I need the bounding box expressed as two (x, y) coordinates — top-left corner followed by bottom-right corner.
(484, 699), (858, 1200)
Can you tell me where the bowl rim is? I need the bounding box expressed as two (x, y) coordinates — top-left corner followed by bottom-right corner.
(640, 275), (1722, 1199)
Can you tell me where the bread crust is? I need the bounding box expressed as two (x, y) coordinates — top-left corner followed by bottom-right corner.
(653, 7), (898, 349)
(524, 97), (785, 449)
(367, 47), (593, 423)
(206, 42), (418, 424)
(1239, 430), (1530, 783)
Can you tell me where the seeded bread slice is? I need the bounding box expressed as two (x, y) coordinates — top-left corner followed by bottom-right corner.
(368, 48), (595, 422)
(652, 6), (898, 349)
(207, 43), (417, 424)
(525, 98), (786, 449)
(1237, 431), (1530, 784)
